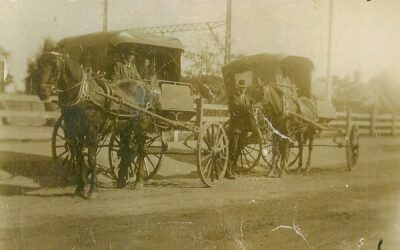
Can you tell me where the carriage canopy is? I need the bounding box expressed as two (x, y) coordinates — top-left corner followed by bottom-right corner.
(57, 29), (184, 82)
(222, 53), (315, 99)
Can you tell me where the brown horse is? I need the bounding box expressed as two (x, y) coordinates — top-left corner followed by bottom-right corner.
(249, 82), (317, 176)
(36, 51), (108, 199)
(36, 50), (154, 198)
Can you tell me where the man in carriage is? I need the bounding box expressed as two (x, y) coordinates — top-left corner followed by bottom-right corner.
(108, 47), (143, 82)
(226, 79), (260, 179)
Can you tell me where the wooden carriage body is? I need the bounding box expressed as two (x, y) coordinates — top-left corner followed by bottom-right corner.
(56, 29), (196, 122)
(222, 53), (336, 120)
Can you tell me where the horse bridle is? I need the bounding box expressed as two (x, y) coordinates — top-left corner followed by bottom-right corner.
(39, 51), (64, 95)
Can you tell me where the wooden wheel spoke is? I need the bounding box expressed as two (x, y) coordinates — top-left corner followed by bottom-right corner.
(57, 150), (68, 159)
(243, 147), (257, 162)
(243, 152), (251, 166)
(245, 144), (259, 151)
(56, 133), (65, 140)
(204, 157), (213, 177)
(202, 136), (212, 150)
(143, 159), (150, 176)
(146, 136), (158, 146)
(145, 155), (156, 169)
(201, 153), (212, 163)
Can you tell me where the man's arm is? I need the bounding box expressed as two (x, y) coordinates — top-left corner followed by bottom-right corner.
(132, 65), (143, 81)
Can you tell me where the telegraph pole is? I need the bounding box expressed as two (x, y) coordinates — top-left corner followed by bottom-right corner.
(326, 0), (333, 102)
(103, 0), (108, 32)
(224, 0), (232, 64)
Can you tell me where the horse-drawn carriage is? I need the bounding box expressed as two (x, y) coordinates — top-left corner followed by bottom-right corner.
(222, 53), (359, 176)
(37, 30), (229, 199)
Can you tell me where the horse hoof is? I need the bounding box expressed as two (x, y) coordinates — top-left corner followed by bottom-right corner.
(116, 178), (126, 189)
(134, 181), (144, 190)
(74, 187), (85, 198)
(87, 192), (98, 200)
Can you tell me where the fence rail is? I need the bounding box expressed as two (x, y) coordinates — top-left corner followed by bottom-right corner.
(0, 94), (399, 137)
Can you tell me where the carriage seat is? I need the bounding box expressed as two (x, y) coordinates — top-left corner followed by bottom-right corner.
(157, 82), (196, 122)
(295, 97), (318, 121)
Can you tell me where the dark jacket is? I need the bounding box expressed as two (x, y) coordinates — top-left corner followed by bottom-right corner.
(229, 91), (255, 132)
(109, 61), (142, 81)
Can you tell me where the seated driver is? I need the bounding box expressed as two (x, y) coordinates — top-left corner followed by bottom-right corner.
(226, 79), (260, 179)
(109, 48), (143, 82)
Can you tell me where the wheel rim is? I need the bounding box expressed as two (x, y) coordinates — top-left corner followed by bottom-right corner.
(52, 117), (76, 178)
(197, 123), (229, 187)
(347, 125), (360, 171)
(288, 141), (300, 167)
(108, 131), (165, 181)
(237, 142), (262, 172)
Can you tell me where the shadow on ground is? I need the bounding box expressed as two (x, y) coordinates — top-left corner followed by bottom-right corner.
(0, 151), (69, 195)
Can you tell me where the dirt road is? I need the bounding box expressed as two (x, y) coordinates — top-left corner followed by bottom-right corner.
(0, 133), (399, 249)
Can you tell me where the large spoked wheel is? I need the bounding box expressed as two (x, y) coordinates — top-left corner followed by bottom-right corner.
(288, 140), (300, 168)
(51, 117), (78, 181)
(108, 131), (166, 181)
(346, 125), (360, 171)
(237, 140), (262, 172)
(197, 122), (229, 187)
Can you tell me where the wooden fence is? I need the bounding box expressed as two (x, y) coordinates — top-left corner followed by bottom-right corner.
(0, 94), (399, 137)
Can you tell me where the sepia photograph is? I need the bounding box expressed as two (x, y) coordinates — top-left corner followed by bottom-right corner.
(0, 0), (399, 249)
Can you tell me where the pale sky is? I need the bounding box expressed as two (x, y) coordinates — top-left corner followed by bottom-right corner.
(0, 0), (399, 89)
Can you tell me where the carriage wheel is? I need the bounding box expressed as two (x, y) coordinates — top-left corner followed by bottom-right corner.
(108, 131), (165, 181)
(237, 141), (262, 172)
(196, 122), (229, 187)
(346, 125), (359, 171)
(51, 117), (78, 181)
(288, 140), (300, 167)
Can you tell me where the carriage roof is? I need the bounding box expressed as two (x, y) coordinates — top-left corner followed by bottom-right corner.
(222, 53), (315, 98)
(58, 29), (184, 51)
(56, 29), (184, 77)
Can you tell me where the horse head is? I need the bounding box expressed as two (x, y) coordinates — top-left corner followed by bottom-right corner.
(248, 82), (283, 119)
(36, 51), (63, 101)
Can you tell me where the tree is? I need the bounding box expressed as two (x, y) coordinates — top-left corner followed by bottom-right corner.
(332, 70), (400, 113)
(182, 40), (226, 104)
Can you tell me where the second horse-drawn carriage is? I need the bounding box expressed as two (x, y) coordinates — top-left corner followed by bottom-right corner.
(222, 53), (359, 176)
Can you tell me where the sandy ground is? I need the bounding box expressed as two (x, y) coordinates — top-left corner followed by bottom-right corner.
(0, 127), (399, 249)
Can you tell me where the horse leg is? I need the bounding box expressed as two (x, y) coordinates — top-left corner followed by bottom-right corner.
(74, 139), (86, 197)
(117, 127), (131, 188)
(87, 129), (98, 200)
(305, 129), (315, 172)
(268, 137), (279, 178)
(297, 133), (304, 172)
(278, 141), (289, 177)
(133, 135), (146, 190)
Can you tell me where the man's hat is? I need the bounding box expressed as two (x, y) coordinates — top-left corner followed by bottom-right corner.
(237, 80), (248, 88)
(125, 48), (137, 55)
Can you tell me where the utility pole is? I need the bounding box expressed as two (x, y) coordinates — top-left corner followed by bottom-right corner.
(103, 0), (108, 32)
(224, 0), (232, 64)
(326, 0), (333, 102)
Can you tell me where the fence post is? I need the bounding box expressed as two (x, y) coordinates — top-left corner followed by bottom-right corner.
(346, 106), (352, 134)
(370, 107), (376, 136)
(392, 112), (396, 136)
(196, 98), (203, 128)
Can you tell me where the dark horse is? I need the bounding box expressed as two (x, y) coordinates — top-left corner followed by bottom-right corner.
(249, 82), (317, 176)
(36, 50), (107, 199)
(36, 50), (153, 198)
